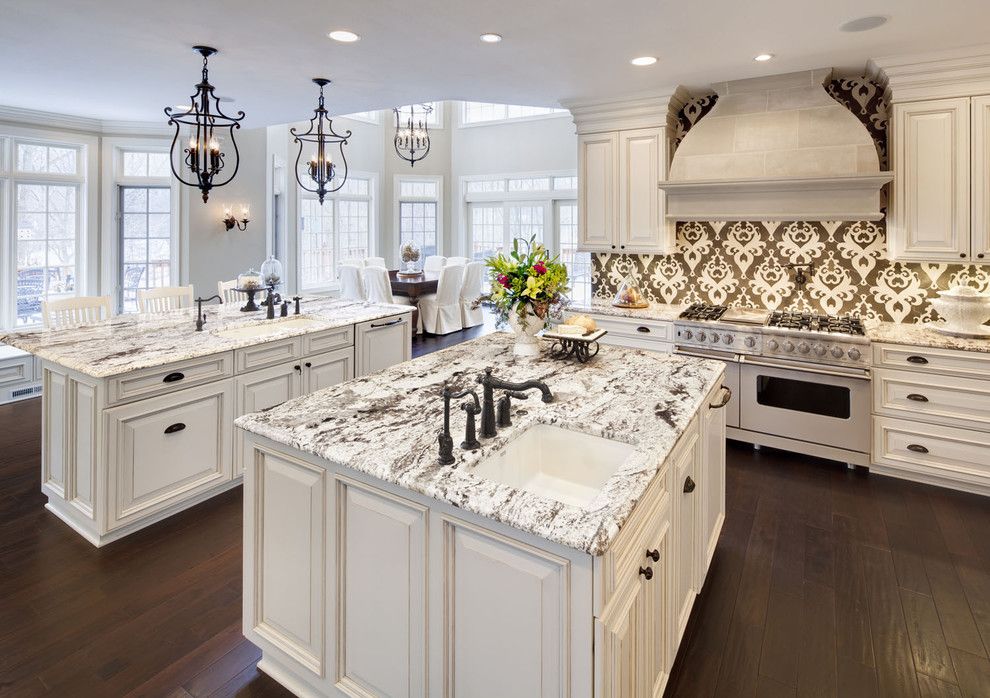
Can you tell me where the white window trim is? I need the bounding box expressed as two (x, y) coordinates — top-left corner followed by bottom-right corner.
(394, 174), (444, 258)
(457, 103), (570, 129)
(0, 125), (98, 330)
(294, 170), (378, 294)
(100, 138), (181, 313)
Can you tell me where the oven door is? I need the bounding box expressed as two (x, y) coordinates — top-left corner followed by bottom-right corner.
(738, 356), (871, 453)
(674, 347), (740, 428)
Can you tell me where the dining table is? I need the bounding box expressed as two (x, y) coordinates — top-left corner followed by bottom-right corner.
(388, 269), (439, 300)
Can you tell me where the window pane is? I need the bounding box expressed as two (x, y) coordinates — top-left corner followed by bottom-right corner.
(470, 204), (504, 260)
(48, 147), (77, 174)
(399, 201), (437, 257)
(123, 188), (147, 212)
(17, 184), (46, 212)
(462, 101), (566, 124)
(508, 204), (545, 243)
(118, 186), (172, 312)
(557, 201), (590, 305)
(16, 144), (47, 172)
(147, 188), (171, 213)
(16, 143), (79, 175)
(338, 177), (369, 196)
(399, 180), (438, 198)
(148, 153), (170, 177)
(508, 177), (551, 192)
(553, 176), (577, 190)
(338, 199), (370, 263)
(299, 198), (335, 291)
(122, 152), (148, 177)
(466, 179), (506, 193)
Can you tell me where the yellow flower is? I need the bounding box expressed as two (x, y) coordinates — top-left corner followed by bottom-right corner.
(521, 275), (542, 298)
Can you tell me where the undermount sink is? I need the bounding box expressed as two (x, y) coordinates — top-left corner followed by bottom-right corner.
(212, 315), (330, 340)
(472, 424), (634, 508)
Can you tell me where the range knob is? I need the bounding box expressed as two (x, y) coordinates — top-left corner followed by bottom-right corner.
(798, 342), (810, 354)
(723, 334), (734, 345)
(783, 341), (795, 353)
(766, 339), (779, 351)
(814, 344), (827, 356)
(744, 337), (756, 348)
(848, 348), (862, 361)
(831, 346), (844, 359)
(710, 333), (720, 343)
(683, 329), (693, 340)
(697, 331), (707, 342)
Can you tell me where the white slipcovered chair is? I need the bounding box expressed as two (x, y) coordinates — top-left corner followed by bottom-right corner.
(137, 285), (194, 313)
(417, 264), (464, 335)
(217, 279), (247, 305)
(446, 256), (469, 267)
(339, 257), (364, 268)
(460, 262), (486, 328)
(423, 255), (446, 273)
(339, 265), (366, 302)
(362, 266), (395, 304)
(42, 295), (112, 330)
(364, 256), (387, 269)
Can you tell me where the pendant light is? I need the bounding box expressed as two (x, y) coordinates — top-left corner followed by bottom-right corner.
(393, 103), (432, 166)
(164, 46), (245, 203)
(291, 78), (351, 204)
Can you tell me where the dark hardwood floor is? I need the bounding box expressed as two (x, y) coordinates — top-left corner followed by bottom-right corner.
(2, 329), (990, 696)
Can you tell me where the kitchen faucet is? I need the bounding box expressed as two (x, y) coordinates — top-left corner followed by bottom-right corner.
(476, 367), (553, 438)
(193, 295), (222, 331)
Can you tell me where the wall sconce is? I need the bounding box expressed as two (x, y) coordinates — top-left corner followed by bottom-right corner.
(223, 204), (250, 231)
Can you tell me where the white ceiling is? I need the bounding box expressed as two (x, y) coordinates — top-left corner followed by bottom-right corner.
(1, 0), (989, 127)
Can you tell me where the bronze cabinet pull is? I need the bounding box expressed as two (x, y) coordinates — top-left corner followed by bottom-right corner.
(906, 393), (929, 402)
(164, 423), (186, 435)
(162, 372), (185, 383)
(639, 566), (653, 580)
(636, 326), (651, 333)
(646, 548), (660, 562)
(709, 386), (732, 409)
(906, 443), (929, 454)
(683, 476), (696, 494)
(371, 318), (403, 328)
(906, 355), (929, 365)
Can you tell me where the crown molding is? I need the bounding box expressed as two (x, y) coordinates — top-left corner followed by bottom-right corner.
(561, 89), (681, 134)
(0, 104), (168, 137)
(868, 44), (990, 103)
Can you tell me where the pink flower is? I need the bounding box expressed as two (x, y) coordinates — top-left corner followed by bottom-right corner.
(497, 274), (510, 288)
(533, 261), (547, 276)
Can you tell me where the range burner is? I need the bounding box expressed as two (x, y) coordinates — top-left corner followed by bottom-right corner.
(679, 303), (727, 321)
(766, 310), (865, 336)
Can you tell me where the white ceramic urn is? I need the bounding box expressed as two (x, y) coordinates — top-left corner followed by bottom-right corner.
(930, 285), (990, 337)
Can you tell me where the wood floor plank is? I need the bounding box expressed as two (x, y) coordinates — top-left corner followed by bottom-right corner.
(917, 673), (963, 698)
(948, 649), (990, 698)
(796, 580), (837, 698)
(804, 525), (835, 590)
(954, 562), (990, 661)
(900, 589), (958, 684)
(836, 660), (879, 698)
(893, 550), (934, 596)
(756, 674), (797, 698)
(925, 559), (988, 658)
(834, 531), (876, 669)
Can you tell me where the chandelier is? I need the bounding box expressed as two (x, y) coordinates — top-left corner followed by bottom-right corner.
(393, 103), (432, 166)
(291, 78), (351, 204)
(164, 46), (245, 203)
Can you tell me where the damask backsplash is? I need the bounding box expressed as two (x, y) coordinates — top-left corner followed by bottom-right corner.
(591, 221), (990, 324)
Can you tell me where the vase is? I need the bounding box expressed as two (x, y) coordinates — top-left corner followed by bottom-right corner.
(507, 302), (545, 357)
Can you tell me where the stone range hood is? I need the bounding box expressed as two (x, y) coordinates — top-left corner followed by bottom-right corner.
(659, 69), (893, 221)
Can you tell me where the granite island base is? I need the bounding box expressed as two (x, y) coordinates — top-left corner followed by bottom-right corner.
(235, 334), (729, 697)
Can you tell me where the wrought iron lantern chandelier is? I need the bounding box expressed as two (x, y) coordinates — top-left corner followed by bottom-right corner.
(164, 46), (245, 203)
(291, 78), (351, 204)
(393, 103), (432, 166)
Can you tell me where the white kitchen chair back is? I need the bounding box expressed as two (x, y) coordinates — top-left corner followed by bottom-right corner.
(362, 266), (395, 304)
(364, 256), (387, 269)
(340, 257), (363, 268)
(446, 256), (469, 267)
(459, 262), (486, 328)
(423, 255), (446, 273)
(137, 285), (194, 313)
(42, 295), (112, 330)
(339, 264), (366, 302)
(418, 264), (464, 334)
(217, 279), (247, 305)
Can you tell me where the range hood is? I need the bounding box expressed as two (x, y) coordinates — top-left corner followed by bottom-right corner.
(659, 69), (892, 221)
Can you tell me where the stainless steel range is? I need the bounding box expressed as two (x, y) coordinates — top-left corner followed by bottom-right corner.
(674, 303), (871, 467)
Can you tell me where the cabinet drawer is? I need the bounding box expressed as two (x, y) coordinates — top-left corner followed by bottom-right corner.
(577, 314), (673, 352)
(872, 343), (990, 380)
(355, 314), (412, 377)
(0, 354), (33, 386)
(302, 325), (353, 355)
(872, 416), (990, 490)
(107, 381), (233, 530)
(107, 353), (233, 406)
(873, 367), (990, 429)
(235, 337), (302, 373)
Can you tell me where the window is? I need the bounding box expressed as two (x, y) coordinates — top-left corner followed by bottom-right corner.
(557, 202), (591, 305)
(469, 205), (504, 260)
(16, 142), (77, 174)
(461, 102), (567, 125)
(297, 174), (375, 291)
(119, 187), (172, 312)
(122, 151), (170, 178)
(396, 175), (442, 258)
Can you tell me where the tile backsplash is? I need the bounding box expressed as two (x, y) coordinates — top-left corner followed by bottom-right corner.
(591, 220), (990, 324)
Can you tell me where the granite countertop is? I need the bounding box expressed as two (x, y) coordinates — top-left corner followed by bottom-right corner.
(235, 332), (724, 555)
(567, 299), (686, 323)
(867, 321), (990, 354)
(0, 298), (413, 378)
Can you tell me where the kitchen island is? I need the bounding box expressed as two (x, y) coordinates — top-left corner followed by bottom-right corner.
(235, 333), (729, 697)
(0, 298), (413, 546)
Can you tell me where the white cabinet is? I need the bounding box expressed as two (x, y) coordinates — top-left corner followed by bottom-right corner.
(355, 314), (412, 377)
(701, 388), (727, 573)
(578, 128), (673, 254)
(671, 426), (700, 645)
(305, 346), (354, 392)
(888, 96), (990, 262)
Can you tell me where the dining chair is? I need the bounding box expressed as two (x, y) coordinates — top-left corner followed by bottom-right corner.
(446, 256), (469, 267)
(460, 262), (487, 328)
(362, 266), (396, 304)
(418, 264), (465, 335)
(137, 285), (195, 313)
(339, 257), (364, 268)
(364, 256), (387, 269)
(423, 255), (446, 273)
(217, 279), (247, 305)
(339, 265), (366, 302)
(42, 295), (112, 330)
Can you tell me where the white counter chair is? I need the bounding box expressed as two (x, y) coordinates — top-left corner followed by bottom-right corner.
(217, 279), (247, 305)
(42, 295), (112, 330)
(137, 285), (194, 313)
(339, 264), (366, 302)
(364, 256), (387, 269)
(362, 266), (396, 304)
(340, 257), (363, 268)
(447, 256), (469, 267)
(418, 264), (464, 334)
(423, 255), (446, 273)
(460, 262), (486, 328)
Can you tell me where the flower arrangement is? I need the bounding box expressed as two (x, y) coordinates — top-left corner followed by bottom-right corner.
(485, 236), (569, 329)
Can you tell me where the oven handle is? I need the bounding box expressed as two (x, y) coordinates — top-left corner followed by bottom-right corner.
(674, 346), (742, 362)
(739, 354), (871, 380)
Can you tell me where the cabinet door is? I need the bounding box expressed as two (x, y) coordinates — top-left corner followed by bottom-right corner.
(107, 381), (233, 530)
(644, 519), (671, 698)
(700, 388), (727, 577)
(431, 515), (570, 697)
(890, 99), (971, 261)
(973, 96), (990, 261)
(355, 314), (412, 377)
(304, 347), (354, 393)
(578, 132), (619, 252)
(334, 477), (428, 698)
(236, 361), (303, 417)
(596, 574), (648, 698)
(672, 430), (700, 644)
(618, 128), (670, 254)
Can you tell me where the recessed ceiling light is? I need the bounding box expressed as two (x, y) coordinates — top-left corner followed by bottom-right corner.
(630, 56), (658, 66)
(480, 33), (502, 43)
(327, 30), (360, 43)
(753, 53), (775, 62)
(840, 15), (889, 32)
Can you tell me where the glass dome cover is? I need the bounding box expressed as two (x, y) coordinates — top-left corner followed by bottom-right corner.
(237, 268), (262, 289)
(261, 255), (283, 287)
(612, 272), (649, 308)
